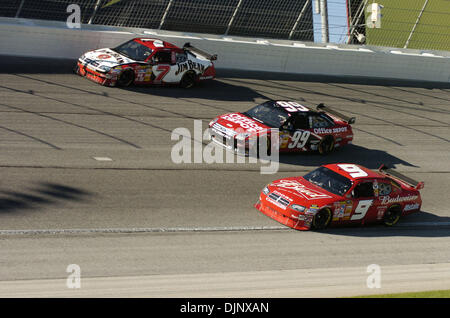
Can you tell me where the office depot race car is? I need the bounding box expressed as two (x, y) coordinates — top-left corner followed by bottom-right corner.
(76, 38), (216, 88)
(255, 164), (424, 230)
(208, 100), (355, 155)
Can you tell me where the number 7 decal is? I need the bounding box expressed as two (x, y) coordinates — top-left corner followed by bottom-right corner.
(155, 65), (170, 82)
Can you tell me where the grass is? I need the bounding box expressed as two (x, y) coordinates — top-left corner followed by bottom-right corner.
(365, 0), (450, 51)
(353, 289), (450, 298)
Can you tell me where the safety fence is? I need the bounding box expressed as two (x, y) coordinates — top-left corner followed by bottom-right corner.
(1, 0), (449, 51)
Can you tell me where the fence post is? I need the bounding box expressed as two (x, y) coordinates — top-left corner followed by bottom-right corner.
(159, 0), (174, 30)
(88, 0), (103, 24)
(319, 0), (329, 43)
(289, 0), (311, 40)
(15, 0), (25, 18)
(404, 0), (429, 48)
(225, 0), (243, 35)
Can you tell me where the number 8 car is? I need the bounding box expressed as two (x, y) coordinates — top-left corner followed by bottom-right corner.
(255, 163), (424, 230)
(208, 100), (355, 156)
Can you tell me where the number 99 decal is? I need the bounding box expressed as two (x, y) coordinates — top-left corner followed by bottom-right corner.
(288, 130), (311, 149)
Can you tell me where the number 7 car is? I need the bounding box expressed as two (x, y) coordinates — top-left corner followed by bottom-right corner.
(75, 38), (216, 88)
(254, 163), (424, 230)
(208, 100), (355, 156)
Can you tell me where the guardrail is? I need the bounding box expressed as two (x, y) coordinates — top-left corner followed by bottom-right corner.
(0, 17), (449, 83)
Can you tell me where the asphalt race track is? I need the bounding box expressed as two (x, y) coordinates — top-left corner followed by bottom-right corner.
(0, 56), (449, 297)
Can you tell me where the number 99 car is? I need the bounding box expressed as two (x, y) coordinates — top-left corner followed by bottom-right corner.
(208, 100), (355, 156)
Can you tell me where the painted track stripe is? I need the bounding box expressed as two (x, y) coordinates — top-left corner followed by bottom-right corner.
(0, 222), (449, 236)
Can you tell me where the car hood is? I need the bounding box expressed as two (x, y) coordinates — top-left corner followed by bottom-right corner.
(80, 48), (136, 68)
(266, 176), (341, 207)
(214, 112), (271, 135)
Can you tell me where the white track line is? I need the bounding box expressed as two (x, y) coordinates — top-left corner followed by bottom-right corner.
(0, 222), (449, 236)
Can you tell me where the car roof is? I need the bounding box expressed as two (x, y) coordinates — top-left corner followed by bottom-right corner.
(323, 163), (383, 181)
(133, 38), (180, 50)
(269, 100), (312, 112)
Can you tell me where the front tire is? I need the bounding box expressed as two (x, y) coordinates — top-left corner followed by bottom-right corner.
(312, 208), (332, 230)
(383, 205), (402, 226)
(117, 69), (134, 87)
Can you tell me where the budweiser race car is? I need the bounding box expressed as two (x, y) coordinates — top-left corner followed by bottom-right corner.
(75, 38), (216, 88)
(208, 100), (355, 155)
(255, 164), (424, 230)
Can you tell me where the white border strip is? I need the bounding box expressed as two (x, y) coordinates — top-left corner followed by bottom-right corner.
(0, 222), (449, 235)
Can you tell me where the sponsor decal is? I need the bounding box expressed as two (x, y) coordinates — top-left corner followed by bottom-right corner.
(271, 180), (332, 200)
(97, 54), (112, 60)
(377, 206), (387, 220)
(333, 201), (353, 220)
(403, 203), (420, 211)
(266, 191), (292, 210)
(380, 195), (419, 205)
(313, 127), (347, 134)
(221, 113), (264, 133)
(175, 60), (206, 75)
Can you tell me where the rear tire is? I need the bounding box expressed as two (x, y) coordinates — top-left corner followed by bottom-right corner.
(383, 205), (402, 226)
(318, 135), (334, 155)
(180, 71), (196, 88)
(117, 69), (134, 87)
(312, 208), (332, 230)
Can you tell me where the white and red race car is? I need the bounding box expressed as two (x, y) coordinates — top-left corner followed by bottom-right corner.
(209, 100), (355, 155)
(75, 38), (216, 88)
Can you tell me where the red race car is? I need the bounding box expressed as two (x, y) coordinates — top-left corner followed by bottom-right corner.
(255, 164), (424, 230)
(75, 38), (216, 88)
(208, 100), (355, 156)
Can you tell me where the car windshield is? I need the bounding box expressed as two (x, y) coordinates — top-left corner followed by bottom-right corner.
(303, 166), (352, 196)
(112, 40), (153, 61)
(242, 102), (290, 128)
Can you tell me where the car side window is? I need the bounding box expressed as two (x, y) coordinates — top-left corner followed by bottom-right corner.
(152, 51), (172, 64)
(293, 114), (309, 130)
(176, 52), (187, 63)
(378, 182), (392, 196)
(353, 182), (374, 198)
(310, 115), (331, 129)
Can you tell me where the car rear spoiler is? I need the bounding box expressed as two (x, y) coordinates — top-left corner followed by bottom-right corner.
(316, 103), (356, 124)
(378, 164), (424, 190)
(183, 42), (217, 61)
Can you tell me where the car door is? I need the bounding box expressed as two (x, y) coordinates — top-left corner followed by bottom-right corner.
(348, 180), (377, 224)
(279, 113), (311, 151)
(150, 49), (173, 84)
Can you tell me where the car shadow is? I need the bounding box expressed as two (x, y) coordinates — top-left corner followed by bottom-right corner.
(119, 78), (268, 102)
(318, 211), (450, 238)
(0, 182), (93, 213)
(275, 144), (417, 170)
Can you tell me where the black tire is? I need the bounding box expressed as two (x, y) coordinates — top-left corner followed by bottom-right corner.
(318, 135), (334, 155)
(312, 208), (332, 230)
(180, 71), (196, 88)
(117, 69), (134, 87)
(383, 205), (402, 226)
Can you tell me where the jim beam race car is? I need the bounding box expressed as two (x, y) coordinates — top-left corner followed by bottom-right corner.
(255, 164), (424, 230)
(76, 38), (217, 88)
(208, 100), (355, 156)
